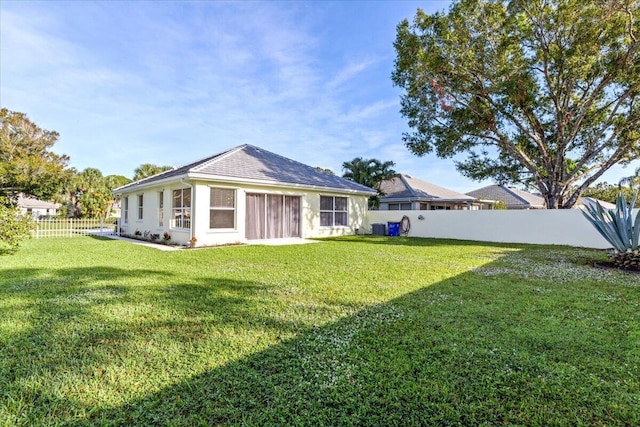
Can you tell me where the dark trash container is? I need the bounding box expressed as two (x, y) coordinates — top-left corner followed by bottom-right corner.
(372, 223), (386, 236)
(387, 221), (400, 237)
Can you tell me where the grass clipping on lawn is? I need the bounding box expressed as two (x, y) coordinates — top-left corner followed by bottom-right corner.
(0, 236), (639, 426)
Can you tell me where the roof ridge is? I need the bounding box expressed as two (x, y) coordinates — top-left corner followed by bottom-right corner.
(503, 185), (537, 206)
(398, 174), (418, 197)
(190, 144), (247, 173)
(467, 184), (495, 193)
(246, 144), (330, 173)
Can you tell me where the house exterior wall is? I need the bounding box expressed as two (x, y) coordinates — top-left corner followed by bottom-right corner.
(20, 206), (59, 218)
(118, 180), (369, 246)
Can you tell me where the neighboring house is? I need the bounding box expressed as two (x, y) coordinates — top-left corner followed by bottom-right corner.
(377, 174), (489, 211)
(17, 194), (61, 218)
(579, 197), (616, 210)
(113, 144), (376, 246)
(466, 185), (546, 209)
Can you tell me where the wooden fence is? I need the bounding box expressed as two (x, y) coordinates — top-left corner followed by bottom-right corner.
(33, 218), (118, 239)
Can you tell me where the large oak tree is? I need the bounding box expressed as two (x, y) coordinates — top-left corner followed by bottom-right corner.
(0, 108), (70, 206)
(393, 0), (640, 208)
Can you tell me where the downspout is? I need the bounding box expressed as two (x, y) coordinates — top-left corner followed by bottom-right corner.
(181, 178), (195, 244)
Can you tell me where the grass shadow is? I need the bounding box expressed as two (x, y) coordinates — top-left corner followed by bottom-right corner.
(2, 239), (638, 426)
(0, 246), (19, 256)
(321, 235), (533, 249)
(1, 266), (318, 425)
(71, 262), (639, 426)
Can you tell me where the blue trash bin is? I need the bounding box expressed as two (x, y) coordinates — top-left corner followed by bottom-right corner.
(387, 221), (400, 237)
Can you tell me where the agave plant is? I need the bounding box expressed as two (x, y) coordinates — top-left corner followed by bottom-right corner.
(581, 191), (640, 270)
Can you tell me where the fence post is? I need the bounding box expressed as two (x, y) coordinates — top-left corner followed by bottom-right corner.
(69, 218), (72, 237)
(100, 219), (104, 236)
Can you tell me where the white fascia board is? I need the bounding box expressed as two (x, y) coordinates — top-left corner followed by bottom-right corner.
(187, 172), (377, 196)
(381, 197), (477, 203)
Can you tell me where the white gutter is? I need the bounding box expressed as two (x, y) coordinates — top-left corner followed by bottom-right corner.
(380, 197), (477, 203)
(113, 172), (376, 197)
(186, 172), (376, 196)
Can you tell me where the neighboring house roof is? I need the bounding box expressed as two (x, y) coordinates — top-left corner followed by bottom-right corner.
(466, 185), (546, 209)
(114, 144), (376, 195)
(580, 197), (616, 210)
(379, 174), (477, 203)
(17, 194), (60, 209)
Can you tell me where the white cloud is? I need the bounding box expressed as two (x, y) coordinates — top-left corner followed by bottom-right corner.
(326, 58), (380, 91)
(1, 1), (442, 183)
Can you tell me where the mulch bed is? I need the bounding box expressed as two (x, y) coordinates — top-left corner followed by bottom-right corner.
(593, 262), (640, 275)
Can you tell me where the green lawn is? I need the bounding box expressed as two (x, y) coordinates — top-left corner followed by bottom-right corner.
(1, 236), (638, 426)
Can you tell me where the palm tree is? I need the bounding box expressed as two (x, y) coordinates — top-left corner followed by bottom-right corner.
(342, 157), (396, 208)
(105, 175), (132, 219)
(133, 164), (173, 181)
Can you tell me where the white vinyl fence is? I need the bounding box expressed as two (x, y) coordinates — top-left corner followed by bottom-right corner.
(33, 218), (118, 239)
(364, 209), (637, 249)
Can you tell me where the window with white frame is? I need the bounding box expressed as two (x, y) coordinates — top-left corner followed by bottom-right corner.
(137, 194), (144, 220)
(158, 191), (164, 227)
(209, 188), (235, 229)
(123, 197), (129, 224)
(320, 195), (348, 227)
(172, 188), (191, 229)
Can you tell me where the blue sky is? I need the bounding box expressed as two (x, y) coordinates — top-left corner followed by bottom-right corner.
(1, 0), (637, 193)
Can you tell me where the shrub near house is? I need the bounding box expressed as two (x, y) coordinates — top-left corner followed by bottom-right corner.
(0, 204), (34, 250)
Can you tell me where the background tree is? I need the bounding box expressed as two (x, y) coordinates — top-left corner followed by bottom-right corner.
(581, 182), (635, 204)
(77, 168), (113, 218)
(133, 163), (173, 181)
(493, 200), (508, 210)
(619, 165), (640, 191)
(393, 0), (640, 209)
(105, 174), (132, 218)
(61, 168), (112, 218)
(60, 170), (131, 218)
(342, 157), (396, 208)
(315, 167), (335, 175)
(0, 108), (70, 206)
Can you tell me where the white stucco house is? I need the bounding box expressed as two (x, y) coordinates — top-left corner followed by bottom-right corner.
(377, 174), (491, 211)
(466, 184), (546, 209)
(113, 144), (375, 247)
(17, 194), (61, 218)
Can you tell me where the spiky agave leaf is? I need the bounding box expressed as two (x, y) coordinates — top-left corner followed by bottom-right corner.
(582, 202), (625, 250)
(581, 191), (639, 252)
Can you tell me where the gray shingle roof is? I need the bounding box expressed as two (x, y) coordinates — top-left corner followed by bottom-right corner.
(114, 144), (375, 194)
(466, 185), (546, 209)
(17, 194), (60, 209)
(379, 174), (476, 202)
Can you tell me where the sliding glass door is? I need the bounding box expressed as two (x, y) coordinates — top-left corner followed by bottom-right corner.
(245, 194), (300, 240)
